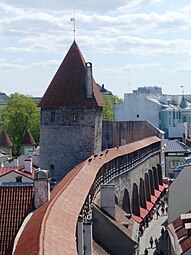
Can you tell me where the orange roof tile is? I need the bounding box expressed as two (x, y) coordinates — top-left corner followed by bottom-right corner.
(15, 136), (161, 255)
(39, 41), (105, 108)
(0, 131), (12, 147)
(0, 185), (34, 255)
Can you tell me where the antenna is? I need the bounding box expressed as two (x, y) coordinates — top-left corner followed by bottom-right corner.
(70, 9), (76, 40)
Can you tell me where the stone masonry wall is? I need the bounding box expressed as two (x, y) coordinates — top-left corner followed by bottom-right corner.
(109, 153), (160, 207)
(40, 107), (102, 182)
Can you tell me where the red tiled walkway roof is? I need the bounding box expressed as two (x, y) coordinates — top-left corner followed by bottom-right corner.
(15, 136), (161, 255)
(39, 41), (105, 108)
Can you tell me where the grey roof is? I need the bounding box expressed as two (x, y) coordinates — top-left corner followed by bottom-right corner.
(164, 139), (191, 153)
(179, 96), (187, 109)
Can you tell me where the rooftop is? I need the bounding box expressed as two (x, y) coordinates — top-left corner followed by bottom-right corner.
(0, 166), (35, 180)
(0, 185), (34, 255)
(0, 130), (12, 147)
(164, 140), (191, 153)
(21, 130), (36, 146)
(39, 41), (105, 108)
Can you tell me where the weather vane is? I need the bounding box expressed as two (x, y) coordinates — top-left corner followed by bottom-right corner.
(70, 9), (76, 40)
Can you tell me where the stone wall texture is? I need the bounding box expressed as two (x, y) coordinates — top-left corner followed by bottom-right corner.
(109, 154), (161, 208)
(40, 107), (102, 181)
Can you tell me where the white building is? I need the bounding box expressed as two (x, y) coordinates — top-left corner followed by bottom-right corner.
(115, 93), (161, 128)
(115, 89), (191, 139)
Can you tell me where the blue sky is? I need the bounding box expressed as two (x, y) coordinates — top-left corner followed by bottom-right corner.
(0, 0), (191, 98)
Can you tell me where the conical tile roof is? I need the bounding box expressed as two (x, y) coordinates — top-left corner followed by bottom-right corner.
(0, 130), (12, 147)
(21, 130), (36, 145)
(39, 41), (105, 108)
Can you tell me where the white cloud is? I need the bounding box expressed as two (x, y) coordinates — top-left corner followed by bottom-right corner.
(1, 0), (162, 13)
(170, 59), (191, 73)
(103, 62), (161, 73)
(0, 58), (28, 71)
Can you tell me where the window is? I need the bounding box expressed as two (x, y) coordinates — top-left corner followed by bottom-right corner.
(169, 118), (171, 125)
(183, 116), (187, 122)
(50, 164), (54, 171)
(169, 160), (178, 169)
(137, 114), (139, 118)
(169, 111), (171, 115)
(159, 112), (161, 120)
(50, 111), (55, 122)
(73, 113), (78, 122)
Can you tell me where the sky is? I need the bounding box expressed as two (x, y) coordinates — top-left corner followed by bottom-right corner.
(0, 0), (191, 98)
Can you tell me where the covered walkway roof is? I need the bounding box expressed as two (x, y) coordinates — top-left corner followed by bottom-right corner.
(14, 136), (161, 255)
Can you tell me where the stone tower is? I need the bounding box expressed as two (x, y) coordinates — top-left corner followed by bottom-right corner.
(39, 41), (105, 182)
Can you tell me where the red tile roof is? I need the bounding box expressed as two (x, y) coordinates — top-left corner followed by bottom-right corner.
(140, 207), (149, 219)
(0, 167), (35, 180)
(39, 41), (105, 108)
(14, 136), (161, 255)
(154, 189), (161, 198)
(132, 214), (142, 223)
(21, 130), (36, 145)
(150, 194), (157, 204)
(159, 184), (165, 192)
(0, 185), (34, 255)
(0, 130), (12, 147)
(146, 201), (154, 211)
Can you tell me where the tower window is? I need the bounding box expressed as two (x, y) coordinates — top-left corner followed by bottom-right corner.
(51, 111), (55, 122)
(50, 164), (54, 171)
(73, 113), (78, 122)
(137, 114), (139, 118)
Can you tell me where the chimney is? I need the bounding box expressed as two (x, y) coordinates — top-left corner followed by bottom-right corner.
(14, 157), (19, 167)
(85, 62), (93, 99)
(100, 184), (115, 219)
(24, 157), (32, 174)
(34, 169), (50, 209)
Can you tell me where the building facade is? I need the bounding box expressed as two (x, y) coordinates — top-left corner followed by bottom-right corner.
(115, 88), (191, 139)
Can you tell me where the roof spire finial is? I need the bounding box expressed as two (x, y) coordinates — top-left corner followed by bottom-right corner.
(180, 85), (184, 97)
(70, 9), (76, 40)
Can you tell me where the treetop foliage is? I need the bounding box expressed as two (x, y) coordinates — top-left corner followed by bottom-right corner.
(0, 93), (40, 155)
(102, 94), (123, 121)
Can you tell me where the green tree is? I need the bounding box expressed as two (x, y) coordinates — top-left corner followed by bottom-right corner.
(102, 95), (123, 121)
(0, 93), (40, 155)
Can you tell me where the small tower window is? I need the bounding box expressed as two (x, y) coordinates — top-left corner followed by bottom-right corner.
(50, 111), (55, 122)
(73, 113), (78, 122)
(137, 114), (139, 118)
(50, 164), (54, 171)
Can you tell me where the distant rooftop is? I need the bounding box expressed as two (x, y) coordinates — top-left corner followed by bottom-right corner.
(133, 86), (162, 95)
(164, 140), (191, 153)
